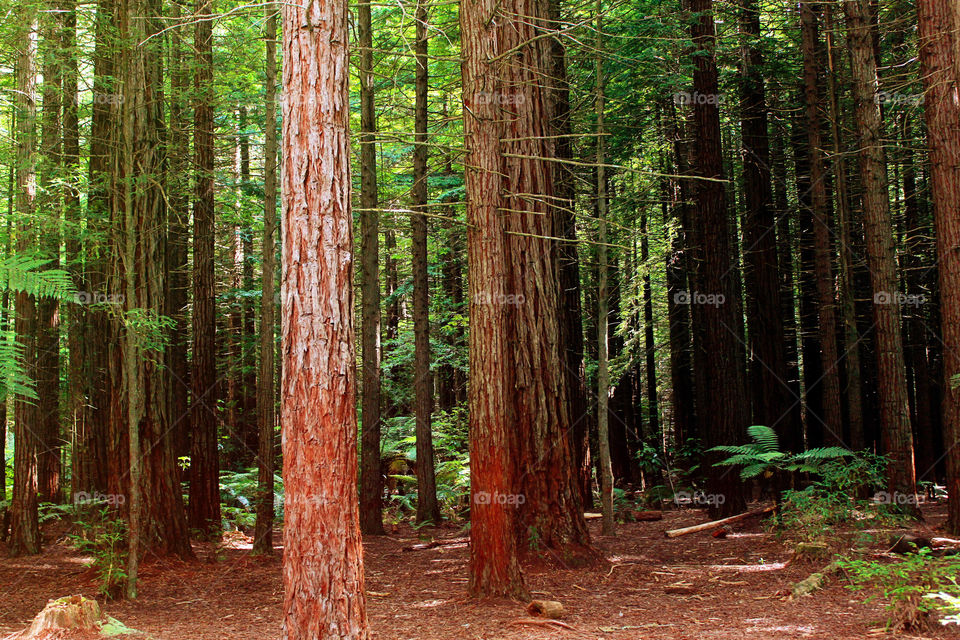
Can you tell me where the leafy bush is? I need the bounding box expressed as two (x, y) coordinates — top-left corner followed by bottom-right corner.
(219, 468), (283, 531)
(709, 425), (853, 480)
(839, 549), (960, 631)
(68, 507), (128, 599)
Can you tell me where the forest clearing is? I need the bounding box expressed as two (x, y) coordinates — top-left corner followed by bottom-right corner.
(2, 0), (960, 635)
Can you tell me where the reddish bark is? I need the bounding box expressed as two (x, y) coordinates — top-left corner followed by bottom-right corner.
(280, 0), (370, 634)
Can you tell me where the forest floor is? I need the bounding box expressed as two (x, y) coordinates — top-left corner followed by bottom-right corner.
(3, 503), (960, 640)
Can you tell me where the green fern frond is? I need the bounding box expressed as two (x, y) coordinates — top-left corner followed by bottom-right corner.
(746, 425), (780, 453)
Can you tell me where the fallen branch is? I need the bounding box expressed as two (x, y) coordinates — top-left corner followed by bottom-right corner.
(511, 618), (575, 630)
(664, 505), (775, 538)
(401, 537), (469, 552)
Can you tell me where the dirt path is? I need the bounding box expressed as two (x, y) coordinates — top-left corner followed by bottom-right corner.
(3, 507), (959, 639)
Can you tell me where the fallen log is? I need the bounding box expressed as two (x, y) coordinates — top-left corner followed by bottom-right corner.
(664, 505), (775, 538)
(527, 600), (564, 619)
(402, 536), (469, 552)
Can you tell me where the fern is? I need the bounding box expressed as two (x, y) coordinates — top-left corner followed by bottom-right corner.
(709, 425), (854, 481)
(0, 256), (76, 301)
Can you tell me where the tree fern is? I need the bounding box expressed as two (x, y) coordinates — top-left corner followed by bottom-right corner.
(0, 256), (76, 301)
(709, 425), (854, 481)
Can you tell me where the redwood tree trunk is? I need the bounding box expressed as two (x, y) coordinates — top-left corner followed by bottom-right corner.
(844, 0), (917, 505)
(280, 0), (370, 635)
(800, 0), (844, 446)
(688, 0), (749, 518)
(253, 0), (278, 555)
(190, 0), (221, 536)
(917, 0), (960, 530)
(10, 8), (41, 556)
(357, 0), (385, 536)
(412, 0), (441, 525)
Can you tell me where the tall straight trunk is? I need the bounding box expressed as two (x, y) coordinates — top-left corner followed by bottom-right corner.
(357, 0), (384, 536)
(641, 211), (660, 485)
(917, 0), (960, 530)
(280, 0), (370, 632)
(10, 7), (41, 556)
(688, 0), (749, 517)
(823, 1), (864, 448)
(86, 0), (118, 500)
(412, 0), (440, 525)
(166, 0), (190, 463)
(37, 9), (63, 504)
(663, 102), (696, 445)
(64, 0), (90, 497)
(190, 0), (221, 536)
(769, 95), (803, 451)
(800, 1), (844, 446)
(253, 1), (278, 555)
(595, 1), (614, 537)
(548, 0), (590, 507)
(844, 0), (917, 504)
(462, 0), (591, 594)
(738, 0), (791, 440)
(239, 106), (257, 464)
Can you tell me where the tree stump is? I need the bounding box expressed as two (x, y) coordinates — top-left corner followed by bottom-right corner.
(20, 596), (103, 639)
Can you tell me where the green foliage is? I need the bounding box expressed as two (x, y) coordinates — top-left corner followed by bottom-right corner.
(219, 468), (284, 531)
(839, 549), (960, 631)
(709, 425), (853, 480)
(68, 508), (129, 599)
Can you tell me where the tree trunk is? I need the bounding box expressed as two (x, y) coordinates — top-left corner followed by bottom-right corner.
(412, 0), (440, 525)
(280, 0), (370, 632)
(916, 0), (960, 530)
(687, 0), (749, 518)
(10, 7), (41, 556)
(357, 0), (385, 535)
(595, 0), (615, 537)
(37, 10), (63, 504)
(253, 0), (278, 555)
(190, 0), (221, 537)
(844, 0), (917, 505)
(800, 1), (844, 446)
(738, 0), (792, 445)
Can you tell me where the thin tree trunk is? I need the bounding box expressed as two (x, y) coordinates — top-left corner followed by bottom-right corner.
(253, 0), (278, 555)
(412, 0), (440, 525)
(280, 0), (370, 632)
(595, 0), (614, 536)
(357, 0), (384, 535)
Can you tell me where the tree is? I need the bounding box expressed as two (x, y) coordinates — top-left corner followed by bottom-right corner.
(190, 0), (221, 537)
(917, 0), (960, 530)
(843, 0), (917, 505)
(687, 0), (749, 518)
(253, 0), (278, 555)
(412, 0), (441, 525)
(738, 0), (791, 445)
(800, 0), (843, 446)
(9, 4), (41, 557)
(595, 0), (615, 536)
(357, 0), (385, 536)
(279, 0), (370, 634)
